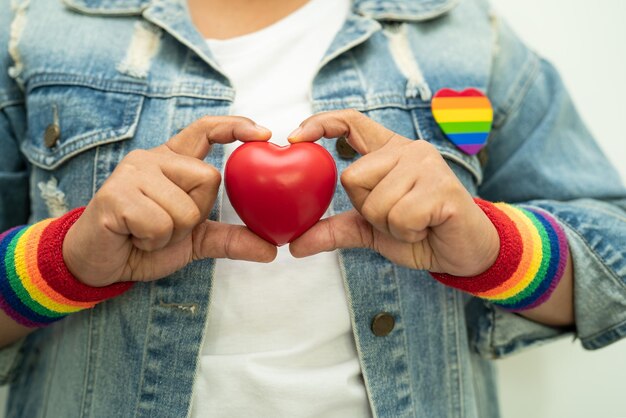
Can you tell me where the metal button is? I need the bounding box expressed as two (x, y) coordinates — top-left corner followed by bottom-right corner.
(371, 312), (395, 336)
(336, 136), (357, 159)
(44, 124), (60, 148)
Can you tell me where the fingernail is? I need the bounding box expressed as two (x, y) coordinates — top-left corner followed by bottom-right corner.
(287, 127), (302, 141)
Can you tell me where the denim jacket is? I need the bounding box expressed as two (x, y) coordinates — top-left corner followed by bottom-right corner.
(1, 0), (625, 417)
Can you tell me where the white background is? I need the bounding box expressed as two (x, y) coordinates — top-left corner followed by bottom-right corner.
(1, 0), (625, 416)
(492, 0), (626, 417)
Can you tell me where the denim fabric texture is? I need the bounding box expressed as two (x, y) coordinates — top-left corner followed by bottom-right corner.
(0, 0), (625, 417)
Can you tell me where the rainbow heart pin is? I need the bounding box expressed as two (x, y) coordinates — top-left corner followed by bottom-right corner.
(431, 88), (493, 155)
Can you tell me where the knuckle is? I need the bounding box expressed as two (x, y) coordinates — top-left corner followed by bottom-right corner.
(361, 201), (383, 225)
(415, 138), (435, 150)
(198, 115), (216, 127)
(196, 116), (217, 136)
(233, 115), (255, 126)
(94, 182), (116, 204)
(94, 180), (127, 209)
(179, 206), (202, 229)
(413, 139), (438, 156)
(151, 217), (174, 240)
(343, 108), (362, 121)
(441, 200), (462, 220)
(387, 209), (405, 231)
(202, 165), (222, 185)
(223, 226), (241, 260)
(340, 167), (359, 187)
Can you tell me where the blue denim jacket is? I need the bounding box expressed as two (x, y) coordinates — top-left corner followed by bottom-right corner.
(1, 0), (625, 417)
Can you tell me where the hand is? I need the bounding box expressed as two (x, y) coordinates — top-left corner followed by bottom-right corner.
(288, 109), (500, 276)
(63, 116), (277, 287)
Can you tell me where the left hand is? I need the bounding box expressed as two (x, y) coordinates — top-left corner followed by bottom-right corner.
(288, 109), (500, 276)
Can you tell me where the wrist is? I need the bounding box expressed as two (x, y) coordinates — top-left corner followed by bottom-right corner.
(468, 206), (501, 276)
(39, 207), (133, 301)
(0, 208), (133, 328)
(431, 198), (569, 312)
(62, 218), (91, 287)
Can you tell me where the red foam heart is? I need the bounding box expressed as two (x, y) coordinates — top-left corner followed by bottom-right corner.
(224, 142), (337, 246)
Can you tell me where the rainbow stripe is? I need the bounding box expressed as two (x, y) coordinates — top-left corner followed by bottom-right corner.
(0, 208), (133, 328)
(431, 199), (569, 312)
(431, 88), (493, 155)
(488, 205), (568, 310)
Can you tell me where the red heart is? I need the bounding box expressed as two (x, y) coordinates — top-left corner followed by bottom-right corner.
(224, 142), (337, 246)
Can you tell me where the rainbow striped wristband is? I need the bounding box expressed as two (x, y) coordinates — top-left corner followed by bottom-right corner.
(431, 198), (569, 311)
(0, 207), (133, 327)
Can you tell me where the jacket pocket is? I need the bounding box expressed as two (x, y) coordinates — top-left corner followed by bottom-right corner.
(21, 83), (144, 170)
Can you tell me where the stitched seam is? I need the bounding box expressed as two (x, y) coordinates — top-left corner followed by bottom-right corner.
(454, 289), (464, 418)
(392, 263), (417, 416)
(357, 0), (460, 22)
(24, 71), (235, 100)
(581, 316), (626, 343)
(492, 53), (540, 128)
(539, 208), (626, 291)
(61, 0), (147, 16)
(347, 50), (369, 99)
(133, 282), (155, 418)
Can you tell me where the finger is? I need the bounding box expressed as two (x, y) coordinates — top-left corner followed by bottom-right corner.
(117, 193), (174, 252)
(192, 221), (278, 263)
(159, 116), (272, 159)
(359, 167), (416, 235)
(387, 192), (431, 243)
(288, 109), (404, 155)
(115, 149), (220, 228)
(138, 172), (203, 243)
(153, 154), (221, 221)
(289, 210), (373, 257)
(150, 152), (221, 192)
(339, 151), (398, 211)
(385, 156), (466, 242)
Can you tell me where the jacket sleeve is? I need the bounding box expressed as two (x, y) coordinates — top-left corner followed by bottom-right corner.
(466, 16), (626, 358)
(0, 0), (30, 385)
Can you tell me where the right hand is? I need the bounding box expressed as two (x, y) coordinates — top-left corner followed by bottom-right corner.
(62, 116), (277, 287)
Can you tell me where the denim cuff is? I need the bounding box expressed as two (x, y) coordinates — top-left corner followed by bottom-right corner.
(466, 296), (568, 359)
(468, 205), (626, 357)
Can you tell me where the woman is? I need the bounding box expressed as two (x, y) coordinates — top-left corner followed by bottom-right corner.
(0, 0), (624, 416)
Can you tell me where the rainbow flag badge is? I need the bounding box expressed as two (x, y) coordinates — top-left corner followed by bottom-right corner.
(431, 88), (493, 155)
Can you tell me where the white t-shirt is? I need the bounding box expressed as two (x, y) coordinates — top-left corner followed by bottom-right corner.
(190, 1), (372, 417)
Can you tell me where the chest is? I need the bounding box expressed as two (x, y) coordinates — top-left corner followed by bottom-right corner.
(14, 0), (491, 220)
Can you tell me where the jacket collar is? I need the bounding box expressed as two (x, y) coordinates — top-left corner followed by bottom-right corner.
(63, 0), (458, 21)
(354, 0), (459, 21)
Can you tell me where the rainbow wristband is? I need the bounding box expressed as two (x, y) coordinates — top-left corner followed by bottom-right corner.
(0, 207), (133, 327)
(431, 198), (569, 311)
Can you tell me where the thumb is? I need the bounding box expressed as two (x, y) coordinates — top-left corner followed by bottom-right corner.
(289, 210), (373, 257)
(193, 221), (277, 262)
